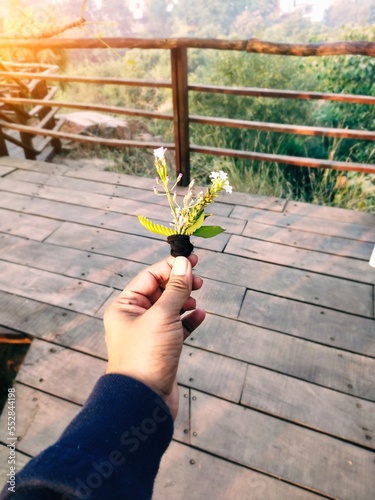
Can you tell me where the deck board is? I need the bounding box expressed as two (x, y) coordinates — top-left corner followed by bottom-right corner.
(0, 157), (374, 498)
(190, 391), (375, 500)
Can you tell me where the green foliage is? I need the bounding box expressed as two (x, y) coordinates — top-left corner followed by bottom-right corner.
(192, 225), (225, 238)
(137, 215), (175, 237)
(22, 2), (372, 213)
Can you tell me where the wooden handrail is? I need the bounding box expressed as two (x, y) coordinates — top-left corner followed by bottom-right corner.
(188, 84), (375, 105)
(0, 71), (171, 88)
(0, 97), (173, 121)
(0, 37), (374, 183)
(190, 115), (375, 141)
(2, 97), (372, 142)
(190, 145), (375, 174)
(0, 37), (375, 56)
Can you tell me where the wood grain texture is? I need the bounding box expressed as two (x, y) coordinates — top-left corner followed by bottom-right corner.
(231, 205), (375, 242)
(0, 384), (81, 456)
(0, 260), (112, 316)
(154, 441), (325, 500)
(225, 234), (374, 284)
(187, 314), (375, 400)
(16, 339), (106, 404)
(1, 159), (373, 499)
(178, 346), (247, 403)
(241, 219), (373, 260)
(0, 290), (107, 358)
(238, 291), (375, 357)
(190, 390), (375, 500)
(241, 364), (375, 448)
(0, 165), (15, 176)
(197, 249), (373, 317)
(0, 208), (62, 241)
(0, 232), (146, 289)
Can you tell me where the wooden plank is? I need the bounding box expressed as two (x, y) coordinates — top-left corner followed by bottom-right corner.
(190, 390), (375, 500)
(67, 168), (235, 218)
(0, 165), (15, 176)
(0, 190), (159, 237)
(0, 176), (147, 215)
(0, 155), (69, 175)
(241, 220), (373, 260)
(46, 222), (169, 265)
(196, 249), (373, 317)
(0, 384), (81, 457)
(0, 208), (62, 241)
(284, 200), (375, 227)
(231, 205), (375, 242)
(171, 47), (190, 185)
(0, 233), (146, 290)
(154, 441), (325, 500)
(187, 314), (375, 400)
(202, 189), (286, 212)
(8, 168), (170, 207)
(239, 291), (375, 357)
(0, 261), (112, 316)
(0, 291), (107, 359)
(16, 339), (106, 404)
(241, 364), (375, 448)
(178, 346), (247, 403)
(65, 166), (162, 190)
(225, 234), (374, 284)
(0, 176), (237, 227)
(174, 388), (191, 445)
(190, 278), (246, 318)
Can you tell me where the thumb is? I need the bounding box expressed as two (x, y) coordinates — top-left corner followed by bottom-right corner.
(156, 257), (192, 316)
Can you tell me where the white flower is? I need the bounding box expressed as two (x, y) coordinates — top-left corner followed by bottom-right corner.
(210, 170), (232, 194)
(210, 170), (228, 181)
(153, 147), (167, 159)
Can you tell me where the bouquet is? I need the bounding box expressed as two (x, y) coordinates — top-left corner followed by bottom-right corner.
(137, 147), (232, 257)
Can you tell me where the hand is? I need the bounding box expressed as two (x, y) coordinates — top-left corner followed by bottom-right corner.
(104, 254), (205, 419)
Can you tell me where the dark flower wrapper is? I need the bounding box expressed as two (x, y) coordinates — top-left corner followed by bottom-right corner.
(167, 234), (194, 257)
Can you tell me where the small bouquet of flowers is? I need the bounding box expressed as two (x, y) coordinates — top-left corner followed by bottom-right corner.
(137, 147), (232, 257)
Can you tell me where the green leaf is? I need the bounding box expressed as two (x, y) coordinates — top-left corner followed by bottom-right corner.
(137, 215), (175, 237)
(185, 210), (205, 236)
(192, 225), (225, 238)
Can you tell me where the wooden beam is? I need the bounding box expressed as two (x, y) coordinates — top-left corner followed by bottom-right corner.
(190, 144), (375, 174)
(0, 71), (171, 88)
(0, 119), (174, 151)
(246, 39), (375, 57)
(171, 47), (190, 186)
(190, 115), (375, 141)
(0, 97), (173, 122)
(0, 37), (374, 56)
(189, 84), (375, 105)
(0, 128), (8, 156)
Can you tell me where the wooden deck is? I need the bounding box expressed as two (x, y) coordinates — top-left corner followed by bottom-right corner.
(0, 156), (374, 499)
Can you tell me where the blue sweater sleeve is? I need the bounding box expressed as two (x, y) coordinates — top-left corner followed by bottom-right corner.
(0, 374), (174, 500)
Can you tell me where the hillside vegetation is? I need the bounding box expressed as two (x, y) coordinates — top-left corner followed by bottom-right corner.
(1, 0), (374, 211)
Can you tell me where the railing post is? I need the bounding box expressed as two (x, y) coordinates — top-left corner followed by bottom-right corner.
(0, 127), (8, 156)
(171, 47), (190, 186)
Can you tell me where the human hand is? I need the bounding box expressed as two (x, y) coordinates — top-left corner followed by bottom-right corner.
(104, 254), (205, 419)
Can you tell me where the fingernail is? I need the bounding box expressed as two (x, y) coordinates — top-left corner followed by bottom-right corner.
(173, 256), (188, 276)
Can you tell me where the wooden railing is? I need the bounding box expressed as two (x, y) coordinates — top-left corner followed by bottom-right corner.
(0, 61), (63, 160)
(0, 37), (374, 185)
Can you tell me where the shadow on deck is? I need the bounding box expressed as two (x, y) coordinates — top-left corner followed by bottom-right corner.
(0, 156), (374, 499)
